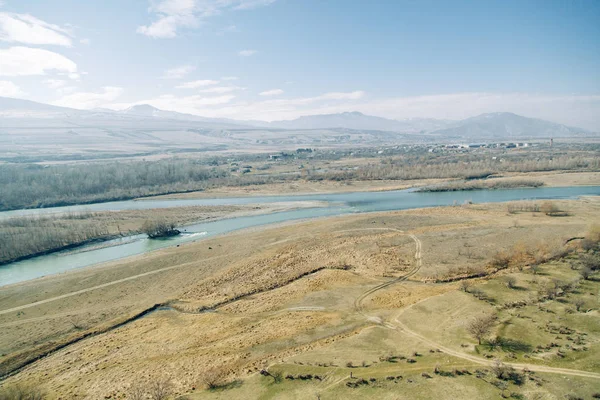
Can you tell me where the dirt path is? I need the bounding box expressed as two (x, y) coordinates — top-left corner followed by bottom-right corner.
(332, 228), (422, 314)
(389, 286), (600, 380)
(338, 227), (600, 380)
(0, 254), (230, 316)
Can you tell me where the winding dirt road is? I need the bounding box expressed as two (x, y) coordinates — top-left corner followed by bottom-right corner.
(343, 228), (600, 380)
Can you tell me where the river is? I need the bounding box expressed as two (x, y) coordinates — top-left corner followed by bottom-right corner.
(1, 185), (598, 286)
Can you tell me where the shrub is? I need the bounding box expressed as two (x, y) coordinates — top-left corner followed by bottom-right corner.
(505, 276), (517, 289)
(271, 370), (283, 384)
(149, 379), (172, 400)
(581, 224), (600, 250)
(459, 280), (472, 292)
(203, 369), (228, 390)
(540, 201), (560, 215)
(142, 219), (180, 238)
(491, 360), (525, 385)
(581, 253), (600, 271)
(0, 384), (46, 400)
(580, 266), (593, 280)
(127, 383), (145, 400)
(491, 252), (511, 269)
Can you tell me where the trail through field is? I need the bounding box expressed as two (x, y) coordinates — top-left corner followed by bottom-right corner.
(383, 263), (600, 380)
(332, 228), (422, 314)
(337, 227), (600, 381)
(390, 303), (600, 379)
(0, 253), (230, 316)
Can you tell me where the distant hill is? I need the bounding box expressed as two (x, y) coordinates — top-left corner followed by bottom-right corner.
(0, 97), (593, 159)
(430, 112), (590, 139)
(0, 97), (84, 118)
(0, 97), (252, 129)
(268, 111), (451, 132)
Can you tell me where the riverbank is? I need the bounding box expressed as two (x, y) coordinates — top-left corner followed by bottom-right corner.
(0, 202), (327, 265)
(416, 178), (544, 192)
(140, 171), (600, 200)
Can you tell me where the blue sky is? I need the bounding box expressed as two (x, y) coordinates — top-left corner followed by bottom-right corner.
(0, 0), (599, 128)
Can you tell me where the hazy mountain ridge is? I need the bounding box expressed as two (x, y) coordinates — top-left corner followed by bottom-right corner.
(265, 111), (451, 132)
(0, 97), (593, 139)
(430, 112), (590, 139)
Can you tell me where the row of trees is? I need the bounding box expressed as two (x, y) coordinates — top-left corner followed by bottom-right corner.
(1, 149), (598, 211)
(309, 152), (600, 182)
(0, 159), (230, 211)
(0, 213), (110, 264)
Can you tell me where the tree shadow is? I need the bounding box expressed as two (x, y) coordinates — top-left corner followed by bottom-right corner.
(486, 337), (532, 353)
(209, 380), (243, 392)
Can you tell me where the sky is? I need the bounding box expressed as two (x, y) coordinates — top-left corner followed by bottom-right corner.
(0, 0), (599, 128)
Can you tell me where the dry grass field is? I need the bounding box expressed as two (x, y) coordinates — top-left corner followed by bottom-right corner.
(0, 196), (599, 399)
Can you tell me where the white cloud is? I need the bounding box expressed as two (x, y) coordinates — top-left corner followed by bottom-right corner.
(0, 46), (77, 77)
(162, 64), (195, 79)
(238, 49), (256, 56)
(319, 91), (365, 100)
(43, 79), (68, 89)
(176, 79), (219, 88)
(53, 86), (123, 109)
(234, 0), (276, 9)
(56, 86), (78, 96)
(259, 89), (283, 96)
(217, 24), (238, 35)
(137, 0), (277, 38)
(137, 14), (197, 39)
(106, 90), (365, 121)
(0, 80), (26, 97)
(198, 86), (242, 94)
(0, 12), (72, 46)
(80, 38), (91, 45)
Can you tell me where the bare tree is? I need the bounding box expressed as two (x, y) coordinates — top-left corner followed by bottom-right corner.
(459, 280), (472, 292)
(540, 201), (559, 215)
(68, 314), (85, 330)
(149, 378), (172, 400)
(203, 368), (227, 390)
(580, 266), (592, 280)
(466, 313), (497, 345)
(505, 276), (517, 289)
(127, 383), (145, 400)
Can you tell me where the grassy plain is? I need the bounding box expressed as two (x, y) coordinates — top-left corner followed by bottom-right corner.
(0, 196), (599, 399)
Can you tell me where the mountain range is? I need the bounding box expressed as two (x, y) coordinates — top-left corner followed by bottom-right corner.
(0, 96), (593, 160)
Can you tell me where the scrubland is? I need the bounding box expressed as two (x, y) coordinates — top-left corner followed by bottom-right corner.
(0, 197), (599, 399)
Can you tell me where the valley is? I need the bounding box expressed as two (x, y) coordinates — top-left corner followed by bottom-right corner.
(1, 197), (599, 399)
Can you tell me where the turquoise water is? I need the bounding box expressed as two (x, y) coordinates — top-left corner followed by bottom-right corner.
(1, 186), (598, 286)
